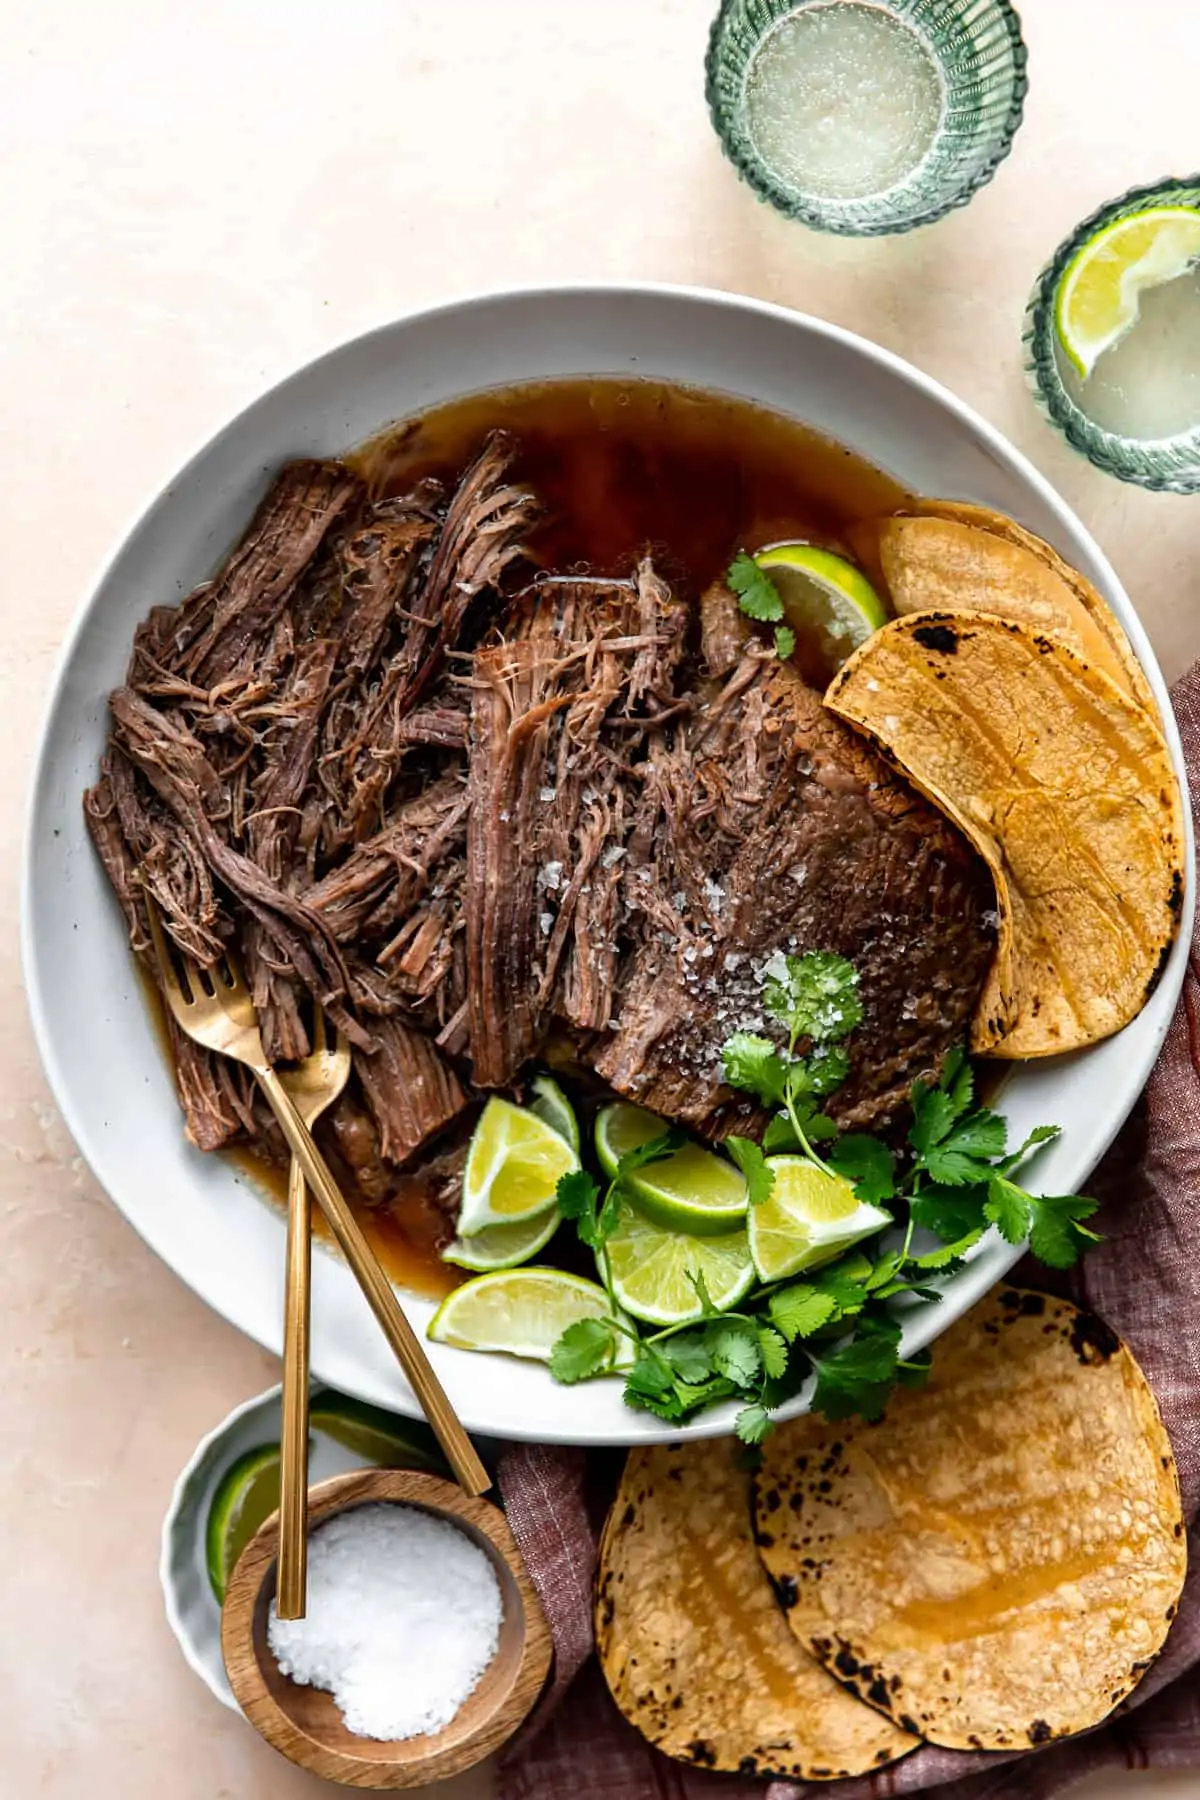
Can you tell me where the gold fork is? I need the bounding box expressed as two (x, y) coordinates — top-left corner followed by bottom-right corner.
(275, 1007), (350, 1618)
(141, 898), (490, 1513)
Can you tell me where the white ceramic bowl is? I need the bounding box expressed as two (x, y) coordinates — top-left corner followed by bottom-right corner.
(24, 284), (1194, 1445)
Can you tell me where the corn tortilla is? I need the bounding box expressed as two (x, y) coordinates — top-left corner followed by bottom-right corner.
(825, 611), (1184, 1057)
(899, 498), (1157, 717)
(595, 1438), (918, 1780)
(877, 515), (1141, 705)
(753, 1289), (1186, 1751)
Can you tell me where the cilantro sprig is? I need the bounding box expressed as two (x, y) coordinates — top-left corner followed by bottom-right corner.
(727, 553), (794, 661)
(546, 952), (1100, 1446)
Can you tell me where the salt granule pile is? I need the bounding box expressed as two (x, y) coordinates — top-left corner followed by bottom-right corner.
(267, 1503), (504, 1741)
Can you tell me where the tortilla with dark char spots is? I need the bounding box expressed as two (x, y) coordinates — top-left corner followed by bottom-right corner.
(753, 1289), (1185, 1751)
(595, 1437), (918, 1779)
(826, 610), (1184, 1058)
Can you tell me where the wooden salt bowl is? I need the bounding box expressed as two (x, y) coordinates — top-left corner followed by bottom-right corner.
(221, 1467), (552, 1789)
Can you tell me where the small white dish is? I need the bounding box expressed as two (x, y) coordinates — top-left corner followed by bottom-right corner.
(161, 1386), (403, 1710)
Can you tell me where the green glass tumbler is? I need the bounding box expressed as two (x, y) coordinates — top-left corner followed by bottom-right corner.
(1024, 176), (1200, 494)
(706, 0), (1028, 236)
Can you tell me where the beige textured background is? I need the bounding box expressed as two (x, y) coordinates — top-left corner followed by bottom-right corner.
(3, 1), (1199, 1795)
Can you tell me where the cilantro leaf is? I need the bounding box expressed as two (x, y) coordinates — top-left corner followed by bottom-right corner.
(555, 1168), (600, 1221)
(909, 1047), (973, 1157)
(811, 1330), (900, 1421)
(804, 1111), (840, 1141)
(549, 1318), (616, 1384)
(623, 1352), (685, 1421)
(1001, 1122), (1060, 1173)
(725, 1135), (775, 1207)
(721, 1033), (789, 1107)
(617, 1127), (688, 1179)
(768, 1283), (837, 1342)
(909, 1183), (989, 1243)
(910, 1227), (984, 1269)
(727, 552), (784, 622)
(757, 1324), (789, 1379)
(919, 1110), (1008, 1185)
(762, 951), (863, 1045)
(828, 1134), (896, 1204)
(735, 1402), (774, 1445)
(763, 1112), (800, 1154)
(661, 1333), (713, 1384)
(1027, 1193), (1101, 1269)
(984, 1175), (1033, 1244)
(865, 1249), (905, 1292)
(706, 1320), (762, 1387)
(774, 624), (796, 660)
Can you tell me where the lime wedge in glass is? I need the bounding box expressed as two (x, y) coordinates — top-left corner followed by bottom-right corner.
(443, 1207), (562, 1272)
(594, 1102), (748, 1234)
(748, 1156), (892, 1283)
(754, 542), (887, 680)
(428, 1268), (633, 1367)
(205, 1445), (282, 1602)
(308, 1393), (447, 1473)
(526, 1072), (581, 1155)
(457, 1096), (579, 1235)
(1055, 206), (1200, 380)
(605, 1201), (755, 1328)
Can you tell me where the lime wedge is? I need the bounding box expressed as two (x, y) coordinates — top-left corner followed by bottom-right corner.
(1055, 206), (1200, 379)
(526, 1073), (581, 1154)
(594, 1102), (748, 1235)
(748, 1156), (892, 1283)
(606, 1200), (755, 1327)
(458, 1096), (579, 1235)
(443, 1208), (562, 1272)
(754, 542), (887, 679)
(429, 1268), (633, 1367)
(308, 1394), (447, 1473)
(205, 1444), (281, 1602)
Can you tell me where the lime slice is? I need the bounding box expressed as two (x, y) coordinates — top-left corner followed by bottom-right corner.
(754, 542), (887, 678)
(308, 1394), (447, 1473)
(443, 1207), (562, 1272)
(605, 1200), (755, 1327)
(748, 1156), (892, 1283)
(428, 1268), (634, 1368)
(1055, 206), (1200, 379)
(205, 1445), (281, 1602)
(594, 1102), (748, 1235)
(458, 1096), (579, 1235)
(526, 1073), (581, 1154)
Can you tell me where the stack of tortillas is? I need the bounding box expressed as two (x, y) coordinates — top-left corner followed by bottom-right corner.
(827, 502), (1185, 1060)
(595, 1289), (1185, 1779)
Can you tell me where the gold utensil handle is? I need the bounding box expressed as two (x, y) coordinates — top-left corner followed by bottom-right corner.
(254, 1066), (490, 1497)
(277, 1155), (310, 1619)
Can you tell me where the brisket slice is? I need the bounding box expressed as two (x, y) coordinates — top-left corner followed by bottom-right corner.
(353, 1017), (468, 1167)
(108, 687), (373, 1051)
(161, 460), (362, 686)
(330, 433), (539, 847)
(83, 762), (256, 1151)
(592, 655), (994, 1137)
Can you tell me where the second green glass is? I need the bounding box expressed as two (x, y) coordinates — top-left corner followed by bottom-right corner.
(706, 0), (1028, 236)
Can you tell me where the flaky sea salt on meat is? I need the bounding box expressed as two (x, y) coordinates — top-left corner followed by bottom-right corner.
(267, 1503), (503, 1742)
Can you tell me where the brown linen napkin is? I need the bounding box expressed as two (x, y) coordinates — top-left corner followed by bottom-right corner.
(497, 658), (1200, 1800)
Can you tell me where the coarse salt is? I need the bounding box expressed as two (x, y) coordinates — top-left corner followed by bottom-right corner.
(267, 1504), (503, 1742)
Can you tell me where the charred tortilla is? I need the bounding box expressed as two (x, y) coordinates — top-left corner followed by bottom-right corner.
(896, 498), (1157, 717)
(825, 611), (1184, 1058)
(753, 1289), (1186, 1751)
(595, 1438), (918, 1780)
(877, 514), (1143, 706)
